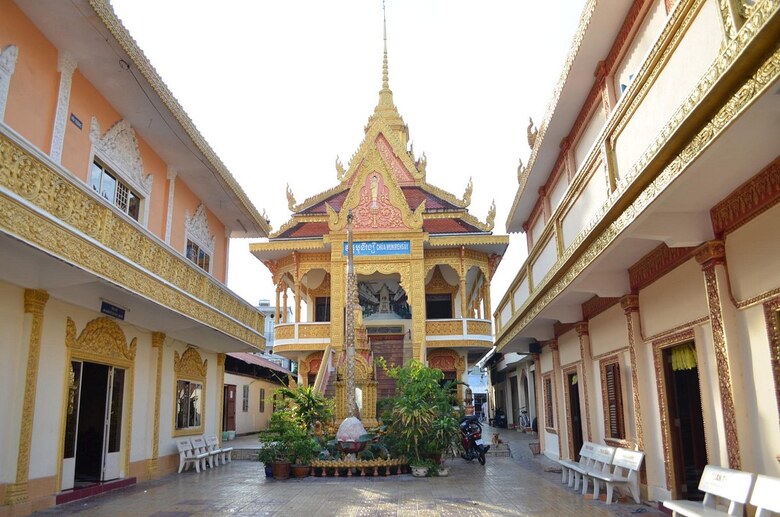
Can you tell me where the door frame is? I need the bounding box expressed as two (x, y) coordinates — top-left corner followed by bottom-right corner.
(653, 329), (706, 499)
(562, 364), (584, 461)
(57, 317), (136, 491)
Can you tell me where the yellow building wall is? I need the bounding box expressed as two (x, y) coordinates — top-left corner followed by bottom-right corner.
(0, 0), (58, 151)
(0, 282), (25, 485)
(589, 303), (626, 358)
(726, 202), (780, 302)
(639, 258), (708, 338)
(557, 331), (581, 366)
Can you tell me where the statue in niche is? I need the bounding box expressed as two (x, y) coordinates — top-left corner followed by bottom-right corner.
(370, 174), (379, 209)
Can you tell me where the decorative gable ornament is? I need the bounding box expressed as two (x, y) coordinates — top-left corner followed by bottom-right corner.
(89, 117), (153, 195)
(185, 204), (215, 253)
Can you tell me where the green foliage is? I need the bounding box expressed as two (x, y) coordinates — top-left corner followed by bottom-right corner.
(383, 360), (463, 464)
(275, 385), (334, 430)
(259, 408), (321, 464)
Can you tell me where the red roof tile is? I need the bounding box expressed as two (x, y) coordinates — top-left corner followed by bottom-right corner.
(423, 218), (481, 234)
(278, 221), (331, 238)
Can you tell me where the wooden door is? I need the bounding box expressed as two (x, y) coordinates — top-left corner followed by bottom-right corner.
(223, 385), (236, 431)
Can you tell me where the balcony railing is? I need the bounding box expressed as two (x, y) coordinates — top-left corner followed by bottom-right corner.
(0, 124), (264, 346)
(425, 318), (492, 347)
(273, 322), (332, 351)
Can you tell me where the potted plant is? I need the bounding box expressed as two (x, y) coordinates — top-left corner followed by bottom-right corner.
(259, 410), (300, 479)
(384, 360), (463, 476)
(289, 434), (319, 478)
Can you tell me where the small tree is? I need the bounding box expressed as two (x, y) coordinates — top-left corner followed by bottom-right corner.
(276, 385), (333, 431)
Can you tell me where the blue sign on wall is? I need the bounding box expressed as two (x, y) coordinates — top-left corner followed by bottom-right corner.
(343, 240), (411, 256)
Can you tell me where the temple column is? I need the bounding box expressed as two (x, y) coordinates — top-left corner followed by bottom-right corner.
(148, 332), (165, 478)
(217, 353), (226, 446)
(282, 287), (288, 323)
(575, 322), (594, 442)
(549, 340), (564, 460)
(696, 241), (743, 469)
(532, 352), (545, 453)
(50, 51), (77, 164)
(620, 295), (646, 451)
(275, 285), (281, 324)
(294, 280), (301, 323)
(5, 289), (49, 506)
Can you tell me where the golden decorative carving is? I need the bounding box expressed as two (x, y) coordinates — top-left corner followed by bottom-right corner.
(86, 0), (270, 234)
(174, 347), (207, 380)
(6, 290), (50, 505)
(426, 320), (461, 336)
(275, 325), (295, 340)
(527, 117), (538, 149)
(286, 183), (297, 212)
(517, 158), (525, 184)
(629, 244), (697, 292)
(621, 302), (644, 451)
(576, 327), (593, 441)
(551, 342), (563, 459)
(427, 348), (466, 400)
(66, 317), (137, 363)
(702, 265), (740, 469)
(719, 0), (738, 40)
(762, 297), (780, 428)
(562, 364), (579, 460)
(426, 339), (491, 349)
(653, 329), (695, 492)
(299, 323), (331, 339)
(150, 332), (165, 476)
(0, 131), (265, 346)
(462, 177), (473, 207)
(711, 157), (780, 237)
(466, 320), (491, 336)
(336, 155), (346, 181)
(216, 353), (225, 446)
(497, 42), (780, 352)
(695, 240), (726, 269)
(425, 266), (457, 293)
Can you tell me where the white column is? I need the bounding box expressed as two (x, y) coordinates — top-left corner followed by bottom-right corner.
(164, 167), (177, 244)
(50, 51), (77, 163)
(0, 45), (19, 121)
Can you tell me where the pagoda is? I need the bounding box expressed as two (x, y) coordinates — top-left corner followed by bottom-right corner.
(250, 28), (508, 422)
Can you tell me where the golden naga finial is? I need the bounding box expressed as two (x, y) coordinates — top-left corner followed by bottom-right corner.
(517, 158), (525, 183)
(336, 156), (346, 181)
(527, 117), (538, 149)
(485, 200), (496, 231)
(416, 151), (427, 175)
(286, 184), (297, 211)
(463, 177), (473, 206)
(262, 208), (270, 225)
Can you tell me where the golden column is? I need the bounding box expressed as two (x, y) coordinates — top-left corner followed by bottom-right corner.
(217, 353), (226, 445)
(575, 322), (594, 442)
(345, 210), (358, 417)
(148, 332), (165, 478)
(696, 241), (742, 469)
(5, 289), (49, 506)
(549, 339), (564, 460)
(621, 295), (645, 452)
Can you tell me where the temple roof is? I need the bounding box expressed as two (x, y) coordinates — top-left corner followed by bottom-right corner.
(260, 18), (504, 249)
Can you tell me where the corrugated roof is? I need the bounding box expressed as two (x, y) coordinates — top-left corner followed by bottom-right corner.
(227, 352), (292, 375)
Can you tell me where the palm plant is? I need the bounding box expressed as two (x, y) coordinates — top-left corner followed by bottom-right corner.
(276, 384), (333, 431)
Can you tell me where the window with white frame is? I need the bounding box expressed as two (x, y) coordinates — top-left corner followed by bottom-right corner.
(185, 204), (215, 274)
(259, 388), (265, 413)
(89, 160), (142, 221)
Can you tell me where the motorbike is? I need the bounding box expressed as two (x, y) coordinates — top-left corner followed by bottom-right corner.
(459, 415), (490, 465)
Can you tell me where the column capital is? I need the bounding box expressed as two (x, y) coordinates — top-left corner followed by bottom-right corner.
(575, 321), (589, 336)
(620, 294), (639, 314)
(217, 353), (226, 366)
(695, 240), (726, 270)
(57, 50), (78, 75)
(166, 166), (178, 181)
(546, 339), (559, 352)
(151, 332), (165, 348)
(23, 289), (49, 315)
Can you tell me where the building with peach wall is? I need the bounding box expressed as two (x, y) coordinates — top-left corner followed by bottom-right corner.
(491, 0), (780, 507)
(0, 1), (271, 514)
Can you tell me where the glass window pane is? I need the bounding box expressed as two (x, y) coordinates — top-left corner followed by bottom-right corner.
(101, 172), (117, 203)
(127, 192), (140, 221)
(176, 379), (189, 429)
(189, 382), (202, 427)
(89, 162), (103, 193)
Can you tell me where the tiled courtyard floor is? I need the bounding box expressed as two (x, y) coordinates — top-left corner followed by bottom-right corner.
(34, 427), (666, 516)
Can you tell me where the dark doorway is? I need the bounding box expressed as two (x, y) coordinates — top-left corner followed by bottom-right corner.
(315, 297), (331, 322)
(425, 294), (452, 319)
(567, 372), (583, 461)
(510, 377), (520, 426)
(223, 385), (236, 431)
(663, 345), (707, 500)
(74, 362), (109, 483)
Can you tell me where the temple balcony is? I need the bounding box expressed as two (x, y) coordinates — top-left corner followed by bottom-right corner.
(425, 318), (493, 348)
(272, 322), (332, 352)
(0, 124), (264, 351)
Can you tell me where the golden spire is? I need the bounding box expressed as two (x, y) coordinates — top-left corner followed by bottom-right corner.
(367, 0), (408, 144)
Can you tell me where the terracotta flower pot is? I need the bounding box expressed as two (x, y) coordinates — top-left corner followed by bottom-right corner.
(291, 464), (310, 478)
(271, 460), (291, 480)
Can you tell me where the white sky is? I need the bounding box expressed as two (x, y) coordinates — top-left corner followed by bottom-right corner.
(110, 0), (585, 315)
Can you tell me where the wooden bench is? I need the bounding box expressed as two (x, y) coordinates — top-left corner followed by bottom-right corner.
(662, 465), (755, 516)
(176, 438), (209, 473)
(588, 447), (644, 504)
(558, 442), (597, 489)
(205, 435), (233, 466)
(750, 474), (780, 517)
(573, 444), (616, 496)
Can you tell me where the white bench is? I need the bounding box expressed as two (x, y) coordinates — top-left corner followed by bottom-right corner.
(205, 435), (233, 466)
(176, 438), (209, 473)
(662, 465), (755, 516)
(190, 436), (212, 471)
(574, 444), (616, 496)
(589, 447), (644, 504)
(750, 474), (780, 517)
(558, 442), (597, 489)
